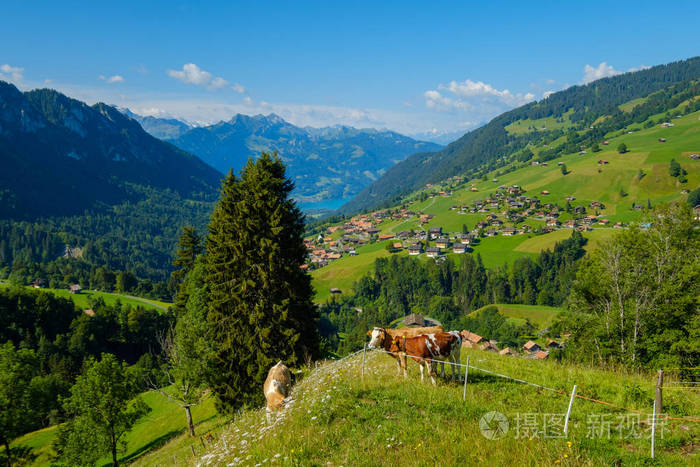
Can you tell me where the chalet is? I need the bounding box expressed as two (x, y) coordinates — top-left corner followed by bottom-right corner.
(533, 350), (549, 360)
(660, 122), (674, 127)
(349, 249), (357, 256)
(83, 309), (95, 317)
(491, 219), (503, 226)
(546, 339), (561, 349)
(326, 253), (342, 260)
(470, 187), (479, 192)
(408, 244), (422, 255)
(405, 313), (425, 327)
(499, 347), (517, 356)
(502, 227), (516, 236)
(330, 288), (342, 294)
(378, 233), (395, 241)
(574, 206), (586, 214)
(393, 242), (403, 250)
(690, 153), (700, 160)
(523, 340), (540, 353)
(426, 247), (440, 258)
(31, 279), (47, 289)
(429, 226), (442, 239)
(546, 218), (560, 228)
(540, 190), (550, 195)
(542, 163), (548, 166)
(300, 264), (309, 270)
(658, 138), (666, 143)
(603, 141), (609, 145)
(436, 238), (450, 249)
(480, 341), (499, 353)
(397, 231), (411, 239)
(565, 219), (576, 229)
(452, 243), (467, 254)
(461, 331), (484, 346)
(565, 196), (576, 201)
(69, 284), (82, 294)
(589, 201), (603, 209)
(366, 228), (380, 235)
(681, 189), (690, 194)
(614, 222), (623, 228)
(485, 229), (497, 237)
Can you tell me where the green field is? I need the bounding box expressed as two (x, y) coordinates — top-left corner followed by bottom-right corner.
(184, 350), (699, 466)
(0, 282), (171, 312)
(311, 109), (700, 301)
(473, 303), (562, 329)
(7, 389), (220, 466)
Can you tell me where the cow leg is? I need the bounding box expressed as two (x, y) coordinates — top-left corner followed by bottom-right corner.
(266, 408), (273, 424)
(429, 361), (437, 386)
(395, 356), (401, 376)
(419, 360), (425, 382)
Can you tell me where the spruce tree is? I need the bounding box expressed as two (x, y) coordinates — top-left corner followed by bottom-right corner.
(205, 153), (319, 413)
(170, 226), (203, 313)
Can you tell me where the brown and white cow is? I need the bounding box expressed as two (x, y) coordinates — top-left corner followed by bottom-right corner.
(366, 326), (443, 375)
(263, 361), (292, 422)
(368, 328), (461, 385)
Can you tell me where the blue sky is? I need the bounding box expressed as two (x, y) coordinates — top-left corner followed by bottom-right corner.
(2, 1), (699, 138)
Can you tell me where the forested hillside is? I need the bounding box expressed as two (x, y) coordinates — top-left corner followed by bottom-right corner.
(342, 56), (700, 213)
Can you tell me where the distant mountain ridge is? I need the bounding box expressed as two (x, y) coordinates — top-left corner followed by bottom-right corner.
(121, 108), (194, 139)
(341, 56), (700, 214)
(0, 82), (222, 219)
(148, 112), (442, 203)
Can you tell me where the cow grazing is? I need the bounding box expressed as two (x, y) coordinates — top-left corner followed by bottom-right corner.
(366, 326), (443, 375)
(264, 361), (292, 421)
(368, 328), (461, 385)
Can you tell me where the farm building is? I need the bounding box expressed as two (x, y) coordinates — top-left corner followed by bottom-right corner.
(404, 313), (425, 327)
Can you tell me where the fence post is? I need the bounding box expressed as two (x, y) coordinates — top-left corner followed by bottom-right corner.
(655, 369), (663, 414)
(463, 355), (470, 401)
(361, 343), (367, 382)
(651, 399), (657, 459)
(564, 384), (577, 435)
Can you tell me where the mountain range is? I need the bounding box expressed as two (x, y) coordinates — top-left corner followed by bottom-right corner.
(341, 56), (700, 214)
(129, 112), (442, 203)
(0, 82), (222, 220)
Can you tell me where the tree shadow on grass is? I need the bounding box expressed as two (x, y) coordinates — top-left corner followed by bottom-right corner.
(0, 445), (37, 467)
(111, 413), (222, 466)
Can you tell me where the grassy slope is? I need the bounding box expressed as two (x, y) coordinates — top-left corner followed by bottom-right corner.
(0, 282), (171, 312)
(193, 351), (699, 466)
(9, 389), (220, 466)
(473, 303), (562, 329)
(310, 109), (700, 302)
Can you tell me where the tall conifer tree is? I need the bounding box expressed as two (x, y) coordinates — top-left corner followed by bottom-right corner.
(205, 153), (319, 412)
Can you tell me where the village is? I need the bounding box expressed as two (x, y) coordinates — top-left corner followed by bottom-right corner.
(304, 183), (617, 269)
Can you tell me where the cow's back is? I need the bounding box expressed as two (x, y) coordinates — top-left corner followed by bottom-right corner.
(388, 325), (443, 339)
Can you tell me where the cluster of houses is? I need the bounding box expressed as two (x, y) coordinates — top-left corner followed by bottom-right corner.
(461, 331), (565, 360)
(305, 208), (419, 268)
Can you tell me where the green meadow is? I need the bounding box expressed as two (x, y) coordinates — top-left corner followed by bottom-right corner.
(311, 109), (700, 302)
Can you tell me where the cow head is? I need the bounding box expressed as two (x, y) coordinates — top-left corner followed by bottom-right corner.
(367, 327), (387, 349)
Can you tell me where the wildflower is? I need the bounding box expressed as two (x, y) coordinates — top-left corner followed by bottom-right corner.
(567, 441), (572, 448)
(564, 454), (568, 458)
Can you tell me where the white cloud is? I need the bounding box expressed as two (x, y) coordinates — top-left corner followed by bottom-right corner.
(582, 62), (621, 84)
(167, 63), (234, 91)
(424, 78), (535, 117)
(231, 83), (245, 93)
(0, 64), (24, 83)
(542, 90), (555, 99)
(99, 75), (124, 83)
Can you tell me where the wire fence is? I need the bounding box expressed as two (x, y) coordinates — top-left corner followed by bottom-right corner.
(363, 347), (700, 424)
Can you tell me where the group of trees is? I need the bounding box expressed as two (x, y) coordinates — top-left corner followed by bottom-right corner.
(557, 204), (699, 369)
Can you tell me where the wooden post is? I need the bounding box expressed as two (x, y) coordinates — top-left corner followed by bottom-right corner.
(463, 356), (470, 401)
(361, 342), (367, 382)
(651, 399), (657, 459)
(564, 384), (577, 435)
(655, 369), (663, 414)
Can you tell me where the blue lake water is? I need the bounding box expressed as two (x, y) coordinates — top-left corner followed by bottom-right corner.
(297, 197), (351, 212)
